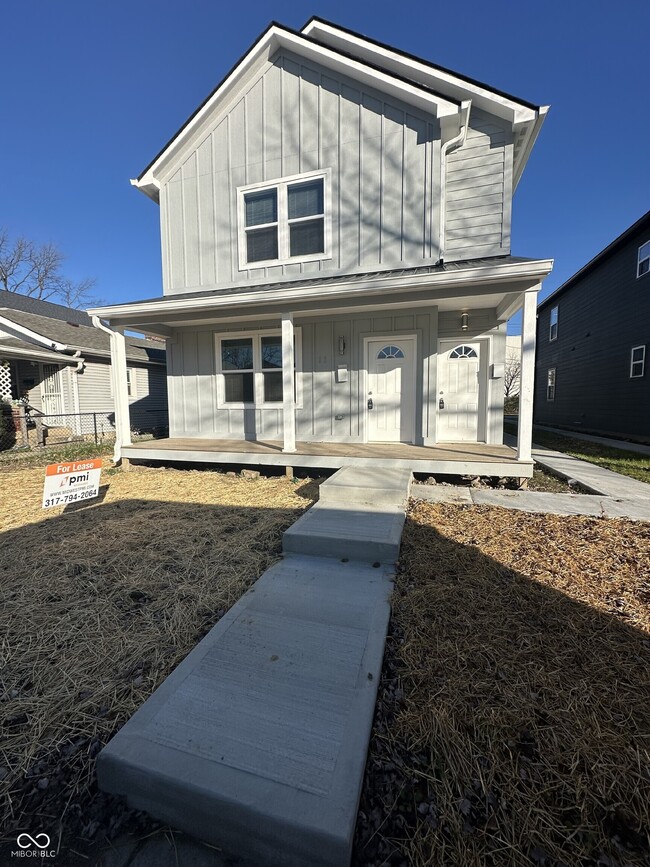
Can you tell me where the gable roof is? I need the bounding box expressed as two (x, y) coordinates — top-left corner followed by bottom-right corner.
(0, 303), (165, 364)
(538, 210), (650, 311)
(133, 19), (546, 201)
(0, 289), (92, 325)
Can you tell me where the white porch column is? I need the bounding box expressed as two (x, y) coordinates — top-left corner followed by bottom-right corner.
(91, 317), (131, 462)
(517, 287), (539, 462)
(281, 312), (296, 454)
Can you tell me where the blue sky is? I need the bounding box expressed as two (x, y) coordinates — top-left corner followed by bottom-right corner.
(2, 0), (648, 333)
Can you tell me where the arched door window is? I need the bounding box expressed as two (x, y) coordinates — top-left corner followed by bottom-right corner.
(377, 345), (405, 359)
(449, 345), (478, 359)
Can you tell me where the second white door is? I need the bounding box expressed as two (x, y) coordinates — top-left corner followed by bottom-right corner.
(366, 338), (416, 443)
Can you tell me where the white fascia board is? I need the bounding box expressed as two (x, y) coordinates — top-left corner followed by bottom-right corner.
(0, 316), (68, 352)
(88, 259), (554, 322)
(302, 19), (539, 126)
(0, 343), (74, 363)
(132, 26), (459, 198)
(512, 105), (550, 190)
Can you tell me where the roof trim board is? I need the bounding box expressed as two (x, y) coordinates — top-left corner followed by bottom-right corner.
(133, 24), (468, 201)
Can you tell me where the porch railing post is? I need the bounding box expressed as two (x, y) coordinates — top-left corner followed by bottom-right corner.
(281, 311), (296, 454)
(517, 286), (539, 463)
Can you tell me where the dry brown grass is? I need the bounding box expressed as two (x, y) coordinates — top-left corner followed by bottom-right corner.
(0, 462), (319, 850)
(357, 502), (650, 867)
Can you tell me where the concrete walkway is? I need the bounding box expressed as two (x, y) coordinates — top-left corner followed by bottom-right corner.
(97, 467), (412, 867)
(413, 484), (650, 520)
(535, 425), (650, 456)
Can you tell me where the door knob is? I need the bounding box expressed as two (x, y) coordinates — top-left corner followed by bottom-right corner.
(367, 398), (374, 410)
(439, 398), (445, 409)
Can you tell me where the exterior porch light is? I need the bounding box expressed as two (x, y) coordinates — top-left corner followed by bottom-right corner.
(460, 312), (469, 330)
(338, 335), (346, 355)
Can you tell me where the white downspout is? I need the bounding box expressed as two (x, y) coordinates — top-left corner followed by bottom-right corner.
(439, 99), (471, 263)
(92, 316), (131, 463)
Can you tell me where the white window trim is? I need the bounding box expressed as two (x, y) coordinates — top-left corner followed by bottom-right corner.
(630, 345), (646, 378)
(237, 169), (332, 271)
(126, 367), (136, 398)
(215, 328), (303, 409)
(547, 367), (556, 401)
(637, 241), (650, 278)
(549, 305), (558, 341)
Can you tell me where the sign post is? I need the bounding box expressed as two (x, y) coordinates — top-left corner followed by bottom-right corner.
(42, 459), (102, 509)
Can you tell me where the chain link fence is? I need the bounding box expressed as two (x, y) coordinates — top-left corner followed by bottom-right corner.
(0, 403), (168, 453)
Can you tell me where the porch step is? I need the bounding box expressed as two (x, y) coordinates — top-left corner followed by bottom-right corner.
(318, 466), (413, 507)
(282, 502), (405, 563)
(97, 555), (393, 867)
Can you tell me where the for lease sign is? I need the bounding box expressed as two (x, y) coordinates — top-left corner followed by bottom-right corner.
(42, 459), (102, 509)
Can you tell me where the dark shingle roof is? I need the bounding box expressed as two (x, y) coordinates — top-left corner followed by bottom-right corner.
(0, 290), (91, 325)
(0, 306), (165, 364)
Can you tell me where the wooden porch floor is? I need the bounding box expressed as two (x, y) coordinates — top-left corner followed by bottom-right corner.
(124, 437), (531, 476)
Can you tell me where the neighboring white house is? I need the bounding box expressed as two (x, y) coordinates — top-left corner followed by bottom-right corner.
(89, 18), (552, 477)
(0, 290), (167, 438)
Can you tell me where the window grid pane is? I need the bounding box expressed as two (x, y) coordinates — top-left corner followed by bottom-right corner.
(261, 336), (282, 370)
(246, 227), (278, 263)
(289, 219), (324, 257)
(245, 190), (277, 227)
(221, 338), (253, 371)
(263, 371), (283, 402)
(224, 372), (254, 403)
(288, 180), (324, 219)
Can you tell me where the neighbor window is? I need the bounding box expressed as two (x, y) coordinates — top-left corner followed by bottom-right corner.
(549, 306), (558, 341)
(217, 330), (302, 407)
(238, 171), (329, 268)
(126, 368), (136, 397)
(547, 368), (556, 401)
(638, 241), (650, 278)
(630, 345), (646, 378)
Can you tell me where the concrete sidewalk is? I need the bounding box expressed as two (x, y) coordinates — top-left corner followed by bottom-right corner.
(504, 433), (650, 500)
(413, 484), (650, 520)
(534, 425), (650, 456)
(97, 467), (411, 867)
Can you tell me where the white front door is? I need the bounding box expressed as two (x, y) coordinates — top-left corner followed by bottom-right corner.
(437, 341), (483, 442)
(41, 364), (64, 424)
(366, 338), (416, 443)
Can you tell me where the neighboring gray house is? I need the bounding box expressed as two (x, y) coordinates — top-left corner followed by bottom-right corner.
(535, 210), (650, 441)
(90, 17), (552, 476)
(0, 290), (168, 436)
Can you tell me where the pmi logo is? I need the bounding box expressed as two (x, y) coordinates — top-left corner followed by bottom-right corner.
(12, 833), (56, 858)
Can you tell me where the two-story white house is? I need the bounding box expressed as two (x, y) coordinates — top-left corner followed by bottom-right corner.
(90, 17), (552, 477)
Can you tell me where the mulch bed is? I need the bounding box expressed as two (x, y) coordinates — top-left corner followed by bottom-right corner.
(354, 502), (650, 867)
(0, 464), (318, 862)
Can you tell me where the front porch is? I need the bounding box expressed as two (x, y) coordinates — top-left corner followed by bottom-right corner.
(122, 437), (532, 477)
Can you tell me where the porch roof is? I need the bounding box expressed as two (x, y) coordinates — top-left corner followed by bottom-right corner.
(88, 256), (553, 335)
(0, 336), (69, 364)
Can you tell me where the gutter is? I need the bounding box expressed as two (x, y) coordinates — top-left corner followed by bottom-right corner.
(0, 315), (68, 352)
(439, 100), (471, 263)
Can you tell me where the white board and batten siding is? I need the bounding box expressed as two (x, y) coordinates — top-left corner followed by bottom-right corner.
(160, 51), (442, 294)
(165, 309), (506, 446)
(444, 108), (513, 260)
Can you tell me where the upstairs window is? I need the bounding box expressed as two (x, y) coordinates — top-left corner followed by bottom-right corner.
(549, 306), (559, 341)
(238, 171), (329, 269)
(630, 345), (646, 378)
(638, 241), (650, 278)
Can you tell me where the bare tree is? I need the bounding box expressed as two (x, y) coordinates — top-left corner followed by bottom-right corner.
(0, 228), (100, 309)
(504, 352), (521, 399)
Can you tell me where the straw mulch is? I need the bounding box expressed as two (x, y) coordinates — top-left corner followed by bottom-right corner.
(0, 463), (318, 857)
(355, 502), (650, 867)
